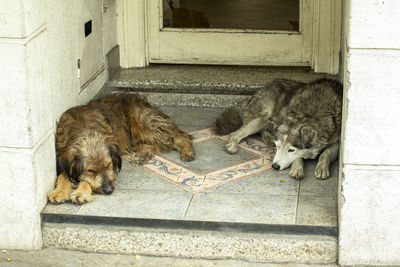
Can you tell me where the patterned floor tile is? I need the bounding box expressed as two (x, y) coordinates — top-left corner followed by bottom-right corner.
(163, 139), (256, 173)
(211, 170), (300, 195)
(139, 127), (275, 193)
(116, 160), (184, 191)
(176, 125), (209, 132)
(77, 189), (192, 220)
(184, 192), (298, 224)
(296, 196), (338, 226)
(158, 106), (225, 126)
(299, 160), (339, 197)
(42, 202), (81, 215)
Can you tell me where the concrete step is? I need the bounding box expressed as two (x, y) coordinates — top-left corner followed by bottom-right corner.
(0, 247), (339, 266)
(42, 219), (337, 264)
(108, 65), (338, 107)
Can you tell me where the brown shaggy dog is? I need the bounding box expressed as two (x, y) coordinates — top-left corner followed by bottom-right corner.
(47, 94), (195, 204)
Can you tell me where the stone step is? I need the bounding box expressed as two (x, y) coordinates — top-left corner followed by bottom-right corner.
(111, 91), (248, 107)
(108, 65), (337, 107)
(42, 218), (337, 264)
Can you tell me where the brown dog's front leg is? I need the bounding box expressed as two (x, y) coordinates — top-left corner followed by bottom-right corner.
(47, 172), (73, 204)
(70, 181), (94, 204)
(173, 135), (195, 162)
(133, 144), (157, 165)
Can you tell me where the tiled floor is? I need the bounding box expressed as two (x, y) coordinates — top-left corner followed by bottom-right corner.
(43, 106), (338, 229)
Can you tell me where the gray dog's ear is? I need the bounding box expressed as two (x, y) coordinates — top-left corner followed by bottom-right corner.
(299, 125), (316, 149)
(270, 116), (284, 130)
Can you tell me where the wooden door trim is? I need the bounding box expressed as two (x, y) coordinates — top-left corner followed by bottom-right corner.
(117, 0), (149, 68)
(312, 0), (342, 74)
(120, 0), (341, 74)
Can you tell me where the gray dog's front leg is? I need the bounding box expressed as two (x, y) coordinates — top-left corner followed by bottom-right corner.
(315, 142), (339, 179)
(226, 117), (266, 154)
(289, 158), (305, 180)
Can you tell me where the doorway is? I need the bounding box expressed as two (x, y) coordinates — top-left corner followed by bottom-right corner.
(119, 0), (341, 73)
(149, 0), (312, 66)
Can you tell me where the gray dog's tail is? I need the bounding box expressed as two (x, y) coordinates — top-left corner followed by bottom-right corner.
(214, 107), (242, 135)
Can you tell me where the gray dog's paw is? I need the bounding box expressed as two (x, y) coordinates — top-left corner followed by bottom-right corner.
(226, 141), (239, 154)
(315, 163), (330, 180)
(289, 166), (304, 180)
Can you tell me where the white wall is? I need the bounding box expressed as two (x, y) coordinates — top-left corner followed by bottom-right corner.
(339, 0), (400, 265)
(0, 0), (117, 249)
(103, 0), (118, 55)
(47, 0), (117, 120)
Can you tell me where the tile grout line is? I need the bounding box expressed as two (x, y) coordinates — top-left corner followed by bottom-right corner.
(76, 205), (83, 215)
(183, 194), (195, 219)
(294, 180), (302, 224)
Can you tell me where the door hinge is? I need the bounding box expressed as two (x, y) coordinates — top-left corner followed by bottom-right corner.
(77, 59), (81, 79)
(102, 4), (109, 14)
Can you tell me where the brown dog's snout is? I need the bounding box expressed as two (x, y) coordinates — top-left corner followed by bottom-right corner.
(101, 177), (114, 195)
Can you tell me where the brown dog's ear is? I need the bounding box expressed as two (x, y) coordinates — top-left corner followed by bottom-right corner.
(299, 125), (316, 149)
(108, 144), (122, 172)
(58, 156), (83, 184)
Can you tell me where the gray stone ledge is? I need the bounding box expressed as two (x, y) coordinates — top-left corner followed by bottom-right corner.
(43, 223), (337, 264)
(109, 65), (337, 96)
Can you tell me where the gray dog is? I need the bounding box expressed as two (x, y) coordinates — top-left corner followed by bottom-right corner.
(215, 78), (342, 180)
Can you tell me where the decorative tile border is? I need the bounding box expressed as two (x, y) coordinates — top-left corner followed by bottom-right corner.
(138, 127), (275, 193)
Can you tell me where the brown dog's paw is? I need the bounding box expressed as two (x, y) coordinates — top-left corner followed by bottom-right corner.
(134, 151), (153, 165)
(70, 189), (94, 205)
(48, 190), (70, 204)
(289, 166), (304, 180)
(180, 150), (196, 162)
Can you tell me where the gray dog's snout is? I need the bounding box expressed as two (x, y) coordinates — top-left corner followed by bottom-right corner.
(272, 163), (280, 170)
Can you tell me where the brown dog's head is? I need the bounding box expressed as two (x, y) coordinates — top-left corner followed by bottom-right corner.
(58, 132), (122, 195)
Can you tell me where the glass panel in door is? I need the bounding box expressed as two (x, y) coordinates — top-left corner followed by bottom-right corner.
(163, 0), (299, 31)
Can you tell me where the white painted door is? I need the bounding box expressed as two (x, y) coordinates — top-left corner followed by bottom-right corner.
(148, 0), (313, 66)
(77, 0), (104, 90)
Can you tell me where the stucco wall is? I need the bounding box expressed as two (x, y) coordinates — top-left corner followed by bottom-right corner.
(0, 0), (117, 249)
(48, 0), (117, 120)
(339, 0), (400, 265)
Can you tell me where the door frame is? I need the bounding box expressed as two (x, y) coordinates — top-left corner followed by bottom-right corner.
(147, 0), (314, 67)
(117, 0), (341, 74)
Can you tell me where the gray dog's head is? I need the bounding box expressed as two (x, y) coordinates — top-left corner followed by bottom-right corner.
(272, 121), (322, 171)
